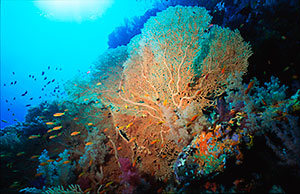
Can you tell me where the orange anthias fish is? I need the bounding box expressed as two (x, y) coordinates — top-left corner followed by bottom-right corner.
(195, 90), (202, 96)
(132, 157), (138, 167)
(49, 135), (57, 139)
(245, 80), (255, 95)
(157, 187), (163, 193)
(52, 126), (62, 130)
(105, 181), (114, 188)
(53, 112), (65, 117)
(47, 159), (54, 162)
(62, 160), (71, 164)
(261, 99), (267, 106)
(71, 131), (80, 136)
(16, 152), (25, 156)
(99, 190), (106, 194)
(84, 188), (92, 193)
(150, 139), (160, 145)
(117, 146), (122, 151)
(28, 135), (41, 139)
(177, 137), (183, 143)
(129, 137), (136, 143)
(39, 162), (48, 166)
(85, 142), (93, 146)
(30, 155), (39, 159)
(190, 114), (199, 122)
(56, 157), (63, 162)
(35, 173), (43, 177)
(46, 122), (55, 125)
(221, 67), (225, 74)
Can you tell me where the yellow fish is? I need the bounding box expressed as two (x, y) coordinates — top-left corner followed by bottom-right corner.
(96, 82), (102, 86)
(163, 99), (168, 106)
(52, 126), (62, 130)
(121, 86), (125, 93)
(126, 122), (133, 129)
(71, 131), (80, 136)
(28, 135), (40, 139)
(78, 172), (85, 178)
(125, 105), (128, 109)
(85, 142), (93, 146)
(45, 122), (55, 125)
(105, 181), (114, 188)
(157, 121), (165, 125)
(53, 112), (64, 117)
(84, 188), (92, 193)
(87, 123), (93, 126)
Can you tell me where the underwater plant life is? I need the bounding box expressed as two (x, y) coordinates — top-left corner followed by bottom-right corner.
(1, 1), (300, 194)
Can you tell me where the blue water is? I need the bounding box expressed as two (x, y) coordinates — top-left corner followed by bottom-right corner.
(0, 0), (152, 128)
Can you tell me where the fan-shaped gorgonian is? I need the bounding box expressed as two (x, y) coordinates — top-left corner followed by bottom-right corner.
(116, 5), (252, 123)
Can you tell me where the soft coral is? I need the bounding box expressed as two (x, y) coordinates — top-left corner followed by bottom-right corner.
(119, 158), (143, 193)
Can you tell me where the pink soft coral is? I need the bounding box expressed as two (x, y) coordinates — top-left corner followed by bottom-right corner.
(119, 158), (142, 193)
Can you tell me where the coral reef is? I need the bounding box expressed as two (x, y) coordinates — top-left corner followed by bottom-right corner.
(1, 3), (299, 194)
